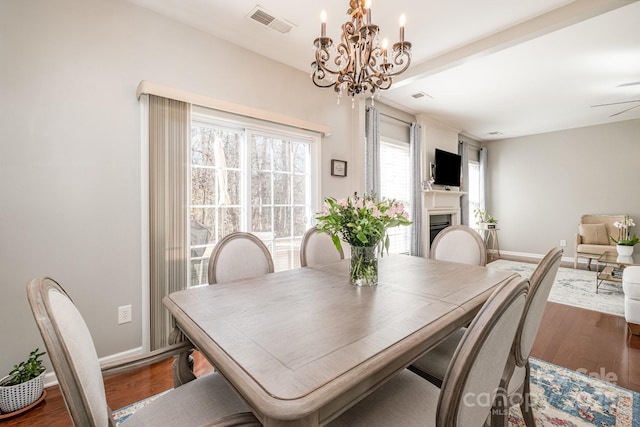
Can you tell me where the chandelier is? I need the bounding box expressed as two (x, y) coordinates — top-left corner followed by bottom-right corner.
(311, 0), (412, 101)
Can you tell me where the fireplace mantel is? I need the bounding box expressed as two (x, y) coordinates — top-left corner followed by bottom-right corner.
(421, 190), (466, 256)
(422, 190), (466, 211)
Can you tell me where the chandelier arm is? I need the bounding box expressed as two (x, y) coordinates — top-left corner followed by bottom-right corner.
(386, 43), (412, 77)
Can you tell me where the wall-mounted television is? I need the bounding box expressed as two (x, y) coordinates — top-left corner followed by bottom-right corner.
(433, 148), (462, 187)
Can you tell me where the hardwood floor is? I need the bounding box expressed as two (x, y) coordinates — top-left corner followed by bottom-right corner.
(5, 257), (640, 425)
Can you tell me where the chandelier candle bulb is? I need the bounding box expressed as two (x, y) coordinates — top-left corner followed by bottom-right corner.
(382, 38), (388, 63)
(366, 0), (372, 25)
(399, 14), (405, 42)
(320, 10), (326, 37)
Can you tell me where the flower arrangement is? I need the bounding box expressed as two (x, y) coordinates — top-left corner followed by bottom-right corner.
(316, 193), (412, 286)
(316, 193), (412, 254)
(610, 216), (639, 246)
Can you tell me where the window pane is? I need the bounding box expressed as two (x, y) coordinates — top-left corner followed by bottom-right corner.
(273, 139), (290, 172)
(292, 142), (309, 174)
(252, 135), (272, 171)
(380, 140), (411, 254)
(251, 171), (272, 205)
(293, 175), (307, 205)
(273, 173), (291, 205)
(192, 167), (216, 206)
(251, 206), (273, 233)
(294, 206), (308, 236)
(274, 207), (291, 238)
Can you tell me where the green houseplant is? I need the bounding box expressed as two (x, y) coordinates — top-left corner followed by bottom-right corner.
(473, 209), (497, 229)
(0, 349), (46, 413)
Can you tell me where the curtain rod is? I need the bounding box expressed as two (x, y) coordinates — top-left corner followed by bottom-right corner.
(371, 109), (414, 126)
(459, 140), (481, 149)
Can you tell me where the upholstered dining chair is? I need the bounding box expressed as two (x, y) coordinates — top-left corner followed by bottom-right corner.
(329, 275), (528, 427)
(411, 247), (563, 427)
(299, 226), (344, 267)
(207, 231), (275, 285)
(26, 277), (260, 427)
(430, 225), (487, 266)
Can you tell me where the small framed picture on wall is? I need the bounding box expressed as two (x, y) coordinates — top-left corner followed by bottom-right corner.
(331, 159), (347, 177)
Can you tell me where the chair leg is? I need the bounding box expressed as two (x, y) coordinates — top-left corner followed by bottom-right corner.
(490, 385), (509, 427)
(586, 258), (592, 271)
(520, 361), (537, 427)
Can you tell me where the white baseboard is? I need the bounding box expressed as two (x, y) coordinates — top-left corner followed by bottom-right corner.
(44, 346), (144, 388)
(498, 250), (578, 266)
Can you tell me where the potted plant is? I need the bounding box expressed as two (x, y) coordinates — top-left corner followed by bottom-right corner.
(610, 216), (638, 256)
(0, 349), (46, 413)
(316, 193), (412, 286)
(473, 209), (498, 230)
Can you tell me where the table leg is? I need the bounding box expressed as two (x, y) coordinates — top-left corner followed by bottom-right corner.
(168, 327), (196, 387)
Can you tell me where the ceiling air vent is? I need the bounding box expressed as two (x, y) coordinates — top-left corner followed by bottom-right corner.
(411, 92), (433, 100)
(248, 6), (295, 35)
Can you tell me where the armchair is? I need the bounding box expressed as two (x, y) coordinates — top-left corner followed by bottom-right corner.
(574, 214), (626, 269)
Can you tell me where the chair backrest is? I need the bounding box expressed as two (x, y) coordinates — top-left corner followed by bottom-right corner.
(299, 227), (345, 267)
(27, 278), (110, 427)
(430, 225), (487, 266)
(437, 275), (528, 426)
(207, 232), (275, 284)
(513, 247), (563, 366)
(578, 214), (626, 246)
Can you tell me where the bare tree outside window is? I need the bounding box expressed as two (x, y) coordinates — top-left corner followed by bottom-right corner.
(189, 117), (316, 286)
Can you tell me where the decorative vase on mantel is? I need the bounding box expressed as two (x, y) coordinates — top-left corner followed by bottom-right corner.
(350, 245), (379, 286)
(617, 244), (634, 257)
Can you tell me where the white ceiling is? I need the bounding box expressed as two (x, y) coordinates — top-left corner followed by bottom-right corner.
(125, 0), (640, 140)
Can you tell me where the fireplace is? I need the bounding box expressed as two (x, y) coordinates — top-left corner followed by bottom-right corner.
(430, 214), (452, 244)
(421, 190), (464, 256)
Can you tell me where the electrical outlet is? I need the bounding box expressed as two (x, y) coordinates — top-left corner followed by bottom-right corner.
(118, 305), (132, 324)
(560, 240), (567, 247)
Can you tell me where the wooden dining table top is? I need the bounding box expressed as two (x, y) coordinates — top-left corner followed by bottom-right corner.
(163, 255), (517, 426)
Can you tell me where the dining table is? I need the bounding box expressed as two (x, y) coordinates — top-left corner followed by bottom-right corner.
(163, 255), (517, 426)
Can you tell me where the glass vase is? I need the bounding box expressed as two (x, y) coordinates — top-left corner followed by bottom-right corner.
(350, 245), (378, 286)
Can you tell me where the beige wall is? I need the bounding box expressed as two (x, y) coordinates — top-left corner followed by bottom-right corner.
(485, 118), (640, 260)
(0, 0), (359, 374)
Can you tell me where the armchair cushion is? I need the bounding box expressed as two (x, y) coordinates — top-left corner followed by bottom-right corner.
(579, 223), (609, 245)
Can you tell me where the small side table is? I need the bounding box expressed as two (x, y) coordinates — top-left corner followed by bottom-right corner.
(481, 228), (500, 258)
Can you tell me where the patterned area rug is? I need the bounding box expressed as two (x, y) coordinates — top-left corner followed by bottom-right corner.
(111, 359), (640, 426)
(510, 358), (640, 426)
(488, 259), (624, 317)
(111, 389), (170, 425)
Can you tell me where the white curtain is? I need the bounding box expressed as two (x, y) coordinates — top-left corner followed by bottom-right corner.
(365, 107), (381, 197)
(148, 95), (191, 350)
(410, 123), (422, 256)
(458, 141), (470, 225)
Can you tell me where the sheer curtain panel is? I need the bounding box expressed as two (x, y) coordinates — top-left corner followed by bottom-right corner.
(458, 141), (470, 225)
(365, 107), (381, 197)
(479, 147), (488, 212)
(410, 123), (422, 257)
(149, 95), (191, 350)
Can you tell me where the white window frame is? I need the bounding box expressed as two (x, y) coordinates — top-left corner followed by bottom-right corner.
(189, 109), (321, 286)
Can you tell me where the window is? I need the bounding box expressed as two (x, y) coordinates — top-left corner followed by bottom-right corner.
(189, 112), (319, 286)
(380, 139), (411, 254)
(468, 160), (481, 224)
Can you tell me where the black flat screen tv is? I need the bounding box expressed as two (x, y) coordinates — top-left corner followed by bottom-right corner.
(434, 148), (462, 187)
